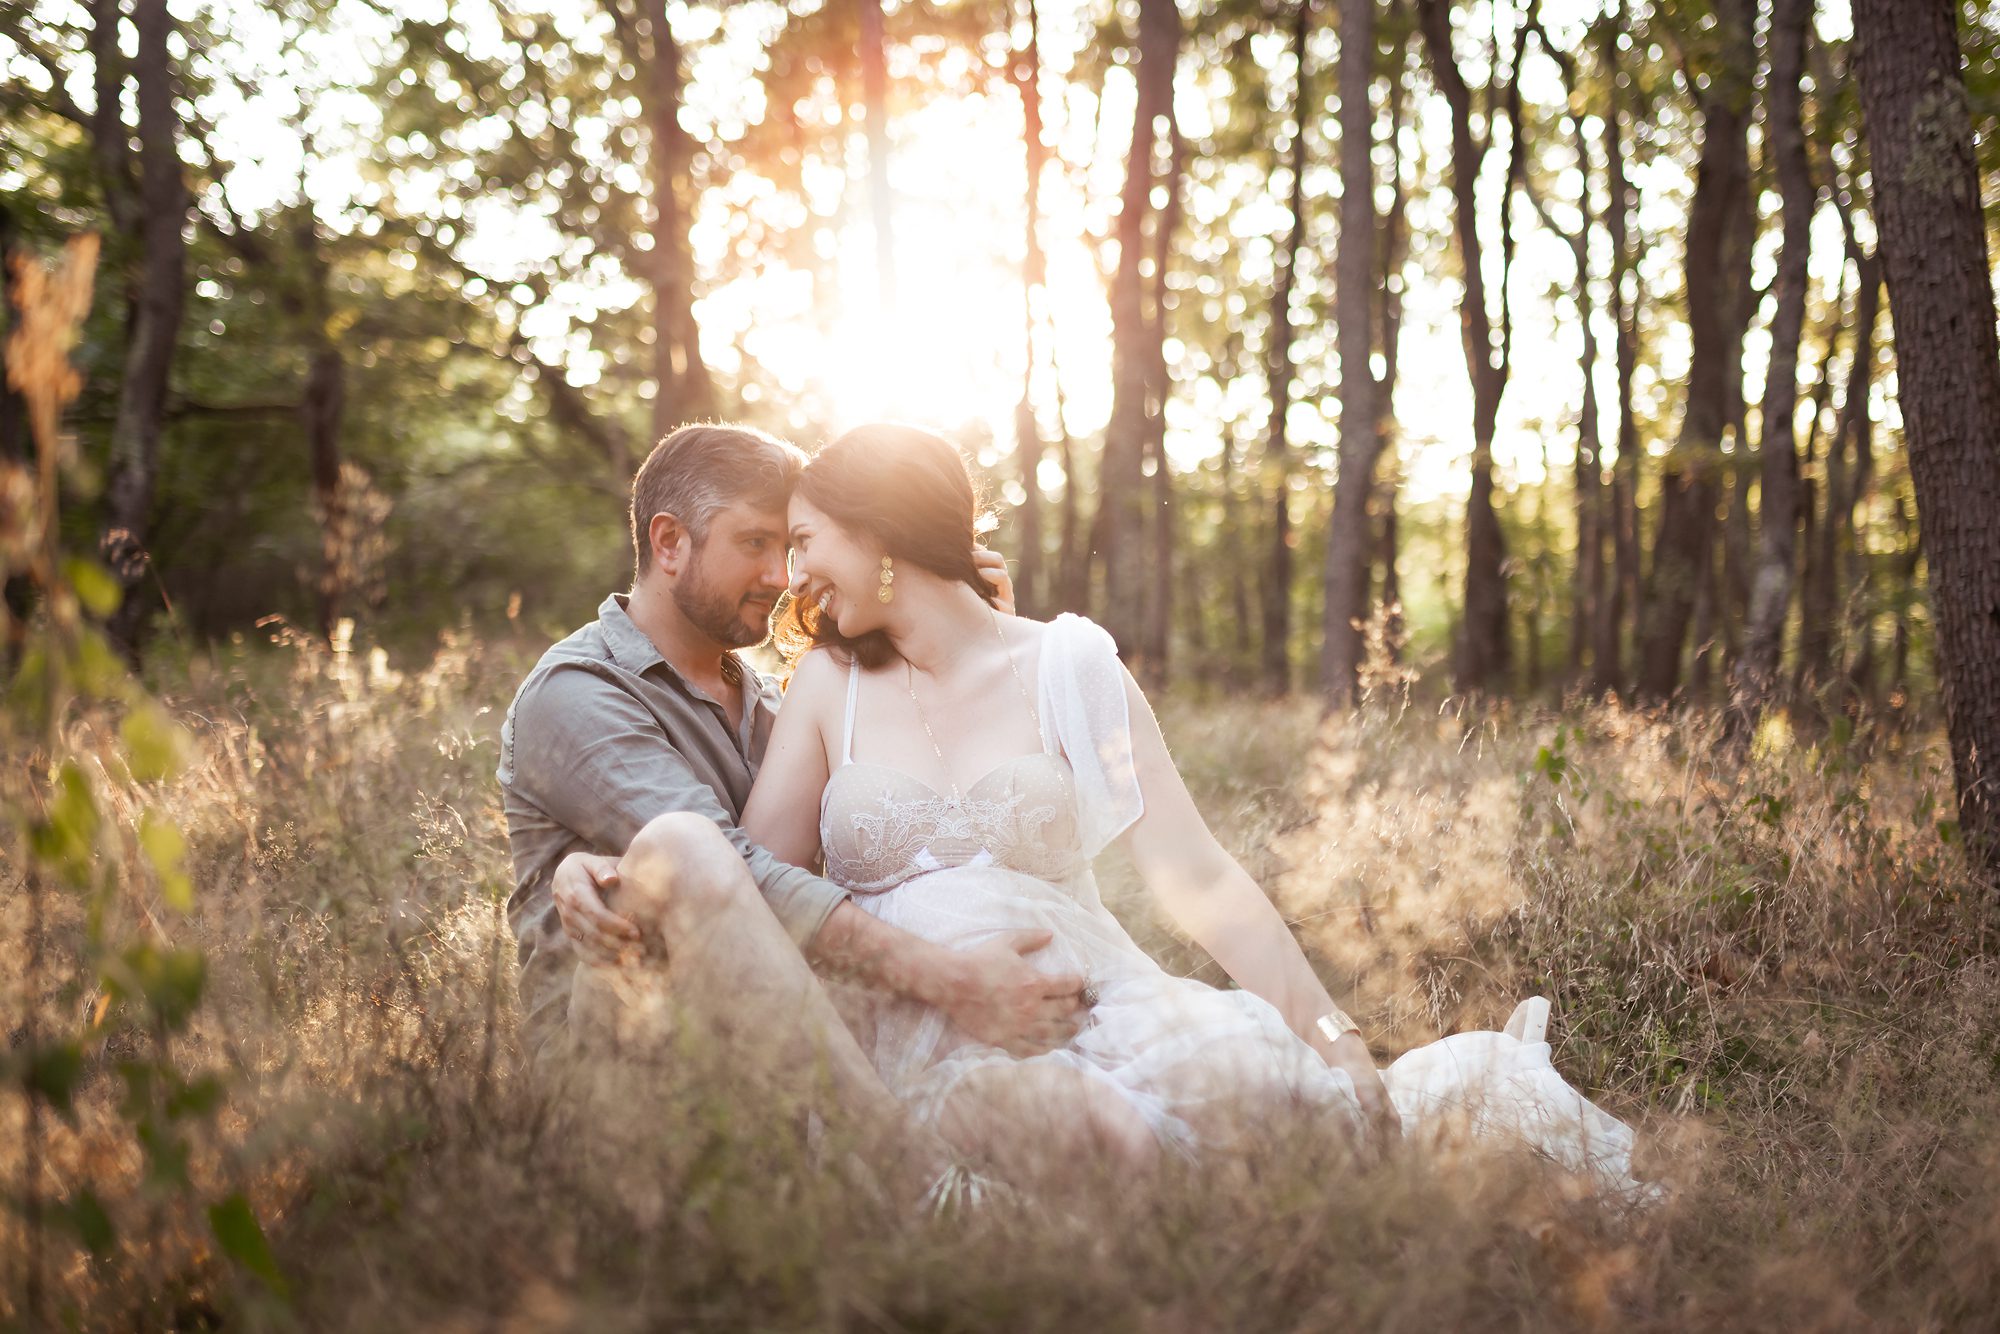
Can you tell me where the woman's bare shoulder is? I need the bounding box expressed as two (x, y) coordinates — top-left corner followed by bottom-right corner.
(997, 611), (1060, 644)
(782, 645), (849, 702)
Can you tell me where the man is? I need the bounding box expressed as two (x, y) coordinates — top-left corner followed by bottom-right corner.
(498, 423), (1084, 1183)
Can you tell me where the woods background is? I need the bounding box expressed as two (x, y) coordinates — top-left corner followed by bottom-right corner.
(7, 0), (1995, 711)
(7, 0), (2000, 1324)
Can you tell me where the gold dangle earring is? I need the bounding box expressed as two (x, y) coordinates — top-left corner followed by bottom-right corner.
(877, 555), (895, 603)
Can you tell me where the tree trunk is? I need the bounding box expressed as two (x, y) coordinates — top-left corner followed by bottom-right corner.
(1054, 390), (1085, 611)
(1221, 428), (1256, 684)
(1528, 22), (1605, 693)
(1890, 494), (1921, 697)
(642, 0), (713, 438)
(1140, 119), (1186, 685)
(0, 201), (32, 664)
(291, 203), (350, 641)
(1262, 0), (1312, 695)
(103, 0), (189, 654)
(1719, 224), (1759, 682)
(1635, 0), (1753, 702)
(1320, 0), (1387, 703)
(1096, 0), (1178, 662)
(1689, 526), (1719, 697)
(1569, 304), (1602, 692)
(1802, 245), (1879, 683)
(88, 0), (140, 240)
(1374, 464), (1403, 663)
(1730, 0), (1817, 734)
(0, 201), (26, 466)
(1011, 0), (1048, 615)
(1834, 223), (1882, 694)
(1596, 12), (1639, 697)
(1418, 0), (1516, 695)
(1371, 43), (1411, 666)
(1852, 0), (2000, 870)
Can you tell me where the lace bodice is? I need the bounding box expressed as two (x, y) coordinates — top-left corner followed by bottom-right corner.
(816, 614), (1137, 895)
(820, 753), (1086, 893)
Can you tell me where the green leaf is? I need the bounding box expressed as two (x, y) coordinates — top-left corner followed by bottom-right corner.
(6, 643), (50, 730)
(121, 705), (188, 782)
(72, 626), (129, 697)
(137, 1118), (190, 1189)
(64, 556), (122, 617)
(30, 762), (100, 889)
(20, 1042), (85, 1119)
(115, 1060), (156, 1118)
(139, 809), (193, 912)
(56, 1189), (116, 1258)
(165, 1072), (225, 1121)
(104, 943), (207, 1032)
(209, 1194), (288, 1297)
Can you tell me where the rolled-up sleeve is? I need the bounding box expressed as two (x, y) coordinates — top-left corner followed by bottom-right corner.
(508, 663), (847, 948)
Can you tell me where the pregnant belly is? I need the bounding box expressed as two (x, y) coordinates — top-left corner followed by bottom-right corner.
(855, 864), (1151, 989)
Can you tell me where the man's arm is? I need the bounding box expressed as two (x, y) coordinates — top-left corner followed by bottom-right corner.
(810, 902), (1088, 1055)
(555, 853), (1089, 1056)
(509, 662), (846, 949)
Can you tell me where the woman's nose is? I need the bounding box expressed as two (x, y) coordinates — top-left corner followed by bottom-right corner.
(786, 562), (811, 598)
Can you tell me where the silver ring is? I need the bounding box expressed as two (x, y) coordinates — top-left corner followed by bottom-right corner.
(1081, 982), (1101, 1008)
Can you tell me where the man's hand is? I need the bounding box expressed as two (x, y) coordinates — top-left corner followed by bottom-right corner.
(929, 928), (1086, 1056)
(974, 547), (1017, 615)
(551, 851), (642, 965)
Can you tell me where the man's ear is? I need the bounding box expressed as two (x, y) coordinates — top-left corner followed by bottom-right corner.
(648, 511), (693, 579)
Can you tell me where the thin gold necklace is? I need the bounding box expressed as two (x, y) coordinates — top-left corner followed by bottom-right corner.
(904, 609), (1039, 802)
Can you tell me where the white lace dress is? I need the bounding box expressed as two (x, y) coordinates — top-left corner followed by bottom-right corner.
(818, 613), (1653, 1196)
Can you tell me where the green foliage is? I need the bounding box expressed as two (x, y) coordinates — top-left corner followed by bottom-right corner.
(209, 1194), (290, 1296)
(4, 235), (285, 1322)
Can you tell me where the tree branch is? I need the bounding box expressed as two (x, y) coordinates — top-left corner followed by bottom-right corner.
(21, 42), (90, 127)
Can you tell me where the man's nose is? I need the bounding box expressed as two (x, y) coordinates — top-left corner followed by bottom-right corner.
(758, 548), (791, 593)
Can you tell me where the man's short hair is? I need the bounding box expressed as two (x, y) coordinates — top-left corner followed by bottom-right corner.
(630, 423), (807, 578)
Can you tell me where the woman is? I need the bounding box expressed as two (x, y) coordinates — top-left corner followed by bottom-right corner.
(743, 423), (1650, 1196)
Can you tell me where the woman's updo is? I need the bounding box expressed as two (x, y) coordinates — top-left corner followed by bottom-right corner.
(772, 422), (996, 670)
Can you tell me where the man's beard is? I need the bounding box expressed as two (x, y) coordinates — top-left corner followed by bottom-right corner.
(673, 552), (772, 649)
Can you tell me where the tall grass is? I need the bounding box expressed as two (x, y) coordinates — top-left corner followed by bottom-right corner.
(5, 625), (1998, 1329)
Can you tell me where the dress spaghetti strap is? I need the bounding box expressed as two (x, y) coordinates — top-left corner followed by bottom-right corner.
(840, 656), (860, 768)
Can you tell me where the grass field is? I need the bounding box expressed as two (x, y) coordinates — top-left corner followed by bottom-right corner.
(6, 625), (1999, 1330)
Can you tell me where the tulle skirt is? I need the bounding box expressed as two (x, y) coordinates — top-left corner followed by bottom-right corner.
(852, 864), (1656, 1198)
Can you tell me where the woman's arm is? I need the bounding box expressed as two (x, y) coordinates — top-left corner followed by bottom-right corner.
(742, 649), (841, 868)
(1114, 669), (1397, 1131)
(743, 650), (1090, 1054)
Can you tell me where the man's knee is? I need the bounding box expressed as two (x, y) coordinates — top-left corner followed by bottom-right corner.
(625, 811), (733, 874)
(616, 812), (758, 928)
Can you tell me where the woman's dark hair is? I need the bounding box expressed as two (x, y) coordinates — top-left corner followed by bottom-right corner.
(772, 422), (996, 672)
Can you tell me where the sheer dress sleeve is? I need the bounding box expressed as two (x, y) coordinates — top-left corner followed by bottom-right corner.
(1037, 613), (1145, 859)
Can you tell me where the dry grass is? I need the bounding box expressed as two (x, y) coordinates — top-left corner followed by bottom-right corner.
(6, 627), (2000, 1330)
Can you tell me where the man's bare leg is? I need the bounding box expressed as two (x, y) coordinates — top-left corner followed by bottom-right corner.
(575, 812), (951, 1192)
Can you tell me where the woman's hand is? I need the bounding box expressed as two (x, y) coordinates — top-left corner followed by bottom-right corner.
(1321, 1030), (1402, 1146)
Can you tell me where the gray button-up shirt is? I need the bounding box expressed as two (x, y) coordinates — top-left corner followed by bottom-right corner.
(498, 593), (848, 1061)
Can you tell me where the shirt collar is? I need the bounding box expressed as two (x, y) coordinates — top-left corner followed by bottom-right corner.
(598, 593), (667, 678)
(600, 593), (773, 731)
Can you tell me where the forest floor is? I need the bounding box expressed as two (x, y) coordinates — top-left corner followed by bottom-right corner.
(6, 624), (2000, 1331)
